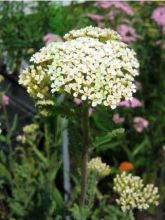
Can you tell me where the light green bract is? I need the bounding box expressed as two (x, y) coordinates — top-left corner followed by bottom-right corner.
(19, 26), (139, 108)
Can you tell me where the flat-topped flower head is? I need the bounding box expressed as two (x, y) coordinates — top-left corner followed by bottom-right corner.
(19, 27), (139, 109)
(64, 26), (121, 42)
(87, 157), (111, 177)
(113, 172), (159, 212)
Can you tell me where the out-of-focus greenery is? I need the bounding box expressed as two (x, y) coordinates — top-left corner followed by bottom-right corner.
(0, 1), (91, 74)
(0, 80), (64, 219)
(0, 2), (51, 74)
(49, 2), (92, 35)
(0, 144), (63, 220)
(0, 115), (64, 220)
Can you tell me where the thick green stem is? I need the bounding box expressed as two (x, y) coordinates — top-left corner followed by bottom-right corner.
(129, 211), (135, 220)
(80, 104), (90, 207)
(86, 172), (97, 210)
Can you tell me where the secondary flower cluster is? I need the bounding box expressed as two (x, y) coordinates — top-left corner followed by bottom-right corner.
(19, 26), (139, 109)
(87, 157), (111, 177)
(17, 123), (39, 144)
(23, 123), (39, 134)
(113, 172), (159, 212)
(19, 65), (50, 100)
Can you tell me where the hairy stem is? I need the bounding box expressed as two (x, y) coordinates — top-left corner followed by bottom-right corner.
(80, 104), (90, 207)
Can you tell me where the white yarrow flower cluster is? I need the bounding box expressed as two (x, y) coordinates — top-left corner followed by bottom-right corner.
(19, 26), (139, 109)
(87, 157), (111, 177)
(64, 26), (121, 41)
(113, 172), (159, 212)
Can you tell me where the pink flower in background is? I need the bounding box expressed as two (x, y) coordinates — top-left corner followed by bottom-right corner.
(86, 13), (104, 22)
(130, 98), (142, 108)
(117, 98), (142, 108)
(74, 98), (82, 105)
(113, 113), (125, 124)
(117, 24), (141, 43)
(43, 33), (57, 44)
(107, 11), (116, 20)
(43, 33), (62, 45)
(95, 1), (112, 9)
(113, 2), (133, 16)
(133, 117), (149, 133)
(96, 1), (133, 16)
(2, 95), (9, 106)
(117, 100), (130, 107)
(152, 7), (165, 27)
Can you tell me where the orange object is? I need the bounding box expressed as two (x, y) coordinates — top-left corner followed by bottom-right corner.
(119, 162), (134, 171)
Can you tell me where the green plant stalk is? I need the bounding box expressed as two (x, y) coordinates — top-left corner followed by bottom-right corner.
(2, 104), (13, 174)
(86, 172), (98, 210)
(129, 211), (135, 220)
(44, 122), (50, 159)
(2, 105), (11, 148)
(80, 104), (90, 207)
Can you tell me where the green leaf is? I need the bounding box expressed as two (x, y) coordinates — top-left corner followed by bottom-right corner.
(132, 137), (149, 157)
(0, 163), (11, 183)
(8, 201), (26, 217)
(0, 135), (7, 143)
(95, 141), (122, 153)
(52, 187), (64, 212)
(32, 147), (48, 166)
(10, 114), (18, 134)
(94, 129), (125, 148)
